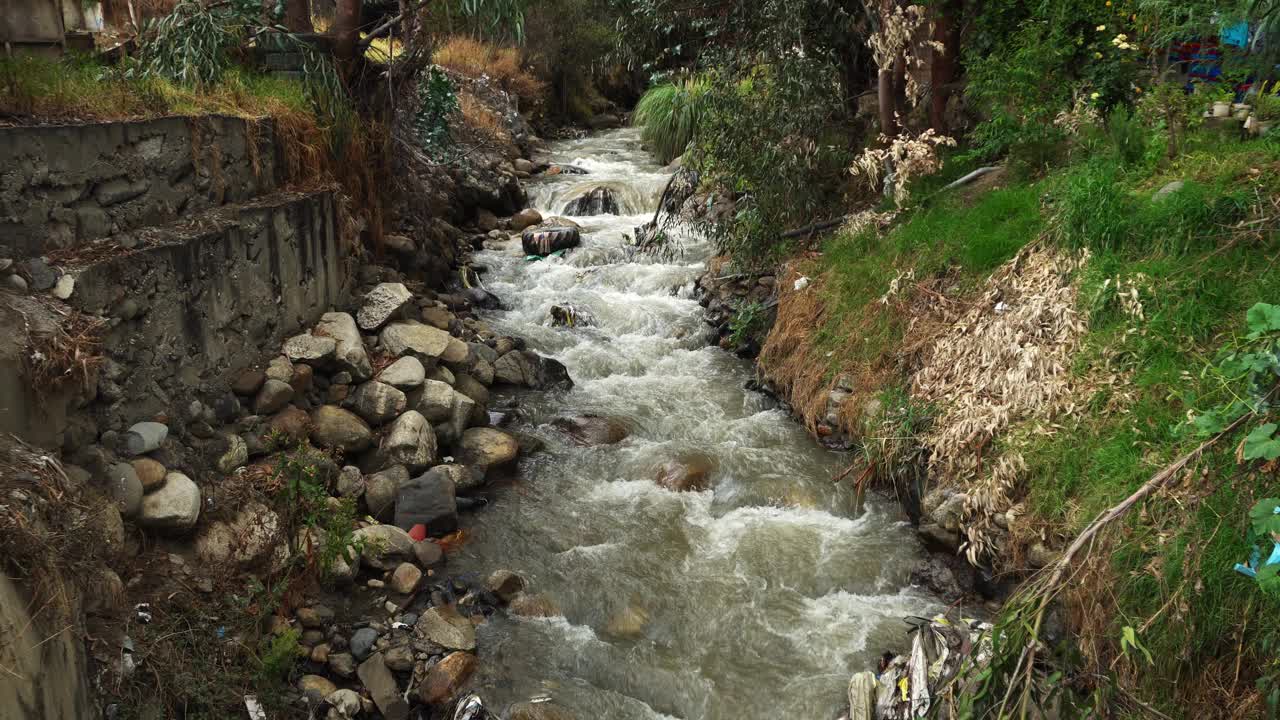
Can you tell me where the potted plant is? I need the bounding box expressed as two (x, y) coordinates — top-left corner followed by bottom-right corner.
(1212, 86), (1235, 117)
(1251, 93), (1280, 135)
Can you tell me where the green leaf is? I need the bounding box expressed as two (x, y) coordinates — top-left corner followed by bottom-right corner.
(1246, 303), (1280, 335)
(1192, 410), (1228, 436)
(1120, 626), (1153, 665)
(1244, 424), (1280, 461)
(1258, 563), (1280, 595)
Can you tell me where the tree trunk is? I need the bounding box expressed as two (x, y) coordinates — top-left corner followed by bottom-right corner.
(284, 0), (313, 32)
(929, 0), (960, 134)
(877, 68), (897, 136)
(333, 0), (362, 66)
(891, 53), (908, 127)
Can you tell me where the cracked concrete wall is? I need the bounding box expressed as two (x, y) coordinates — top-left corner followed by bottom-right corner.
(0, 115), (279, 257)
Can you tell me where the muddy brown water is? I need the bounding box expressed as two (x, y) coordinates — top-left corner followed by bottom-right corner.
(451, 129), (939, 719)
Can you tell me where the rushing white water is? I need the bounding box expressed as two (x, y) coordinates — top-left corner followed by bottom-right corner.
(453, 128), (938, 719)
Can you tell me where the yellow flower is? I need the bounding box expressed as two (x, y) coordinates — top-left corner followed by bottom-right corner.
(1094, 52), (1103, 59)
(1097, 24), (1107, 31)
(1090, 92), (1101, 100)
(1106, 0), (1112, 5)
(1135, 86), (1143, 93)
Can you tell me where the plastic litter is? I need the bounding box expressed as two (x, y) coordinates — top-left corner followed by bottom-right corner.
(244, 695), (267, 720)
(794, 276), (810, 291)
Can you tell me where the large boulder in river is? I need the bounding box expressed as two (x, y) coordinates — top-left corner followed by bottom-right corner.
(394, 467), (458, 537)
(456, 428), (520, 475)
(521, 226), (580, 256)
(310, 405), (373, 453)
(655, 453), (716, 492)
(562, 186), (620, 216)
(510, 208), (542, 231)
(418, 651), (478, 705)
(493, 350), (573, 390)
(552, 415), (629, 446)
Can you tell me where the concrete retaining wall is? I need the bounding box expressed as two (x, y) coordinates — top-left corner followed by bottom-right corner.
(69, 190), (346, 428)
(0, 115), (279, 257)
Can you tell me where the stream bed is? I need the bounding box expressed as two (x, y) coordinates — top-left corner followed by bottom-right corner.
(452, 128), (938, 719)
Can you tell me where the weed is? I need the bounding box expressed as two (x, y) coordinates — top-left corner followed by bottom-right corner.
(634, 77), (708, 165)
(414, 67), (461, 160)
(727, 300), (768, 347)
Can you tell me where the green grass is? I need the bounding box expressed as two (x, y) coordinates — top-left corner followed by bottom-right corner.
(810, 182), (1044, 369)
(792, 123), (1280, 713)
(1, 54), (315, 122)
(1015, 149), (1280, 711)
(634, 77), (709, 164)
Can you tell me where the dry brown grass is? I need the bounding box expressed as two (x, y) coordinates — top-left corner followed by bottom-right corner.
(433, 36), (547, 103)
(909, 245), (1092, 565)
(0, 435), (120, 629)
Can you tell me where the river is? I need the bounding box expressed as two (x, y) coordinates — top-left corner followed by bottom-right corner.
(453, 128), (937, 719)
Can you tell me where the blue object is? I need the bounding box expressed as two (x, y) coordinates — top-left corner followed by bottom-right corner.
(1222, 21), (1250, 49)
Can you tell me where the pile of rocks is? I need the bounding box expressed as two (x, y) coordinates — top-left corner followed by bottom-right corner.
(278, 565), (565, 720)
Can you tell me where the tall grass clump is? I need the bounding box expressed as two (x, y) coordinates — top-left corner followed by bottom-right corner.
(1051, 159), (1251, 254)
(634, 76), (708, 164)
(432, 36), (546, 105)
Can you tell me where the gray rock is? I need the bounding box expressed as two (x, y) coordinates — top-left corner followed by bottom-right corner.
(253, 378), (294, 415)
(439, 392), (476, 446)
(380, 322), (451, 361)
(434, 464), (485, 494)
(138, 472), (201, 532)
(215, 433), (248, 474)
(456, 428), (520, 475)
(1153, 180), (1186, 202)
(358, 283), (413, 331)
(195, 502), (281, 568)
(428, 365), (456, 386)
(328, 652), (357, 678)
(350, 381), (407, 426)
(123, 421), (169, 455)
(23, 258), (58, 291)
(389, 563), (422, 594)
(310, 405), (373, 453)
(4, 273), (28, 292)
(378, 356), (426, 390)
(350, 628), (379, 661)
(357, 652), (409, 720)
(413, 539), (444, 569)
(394, 467), (458, 537)
(452, 373), (489, 407)
(493, 350), (573, 389)
(441, 336), (470, 365)
(471, 356), (495, 386)
(414, 379), (456, 423)
(265, 355), (295, 383)
(486, 570), (525, 603)
(414, 606), (476, 651)
(283, 334), (337, 365)
(365, 465), (409, 521)
(316, 312), (373, 381)
(383, 411), (437, 471)
(352, 524), (416, 570)
(106, 462), (143, 518)
(336, 465), (364, 498)
(326, 689), (362, 718)
(383, 643), (415, 672)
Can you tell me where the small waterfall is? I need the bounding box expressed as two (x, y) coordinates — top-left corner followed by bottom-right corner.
(452, 127), (938, 719)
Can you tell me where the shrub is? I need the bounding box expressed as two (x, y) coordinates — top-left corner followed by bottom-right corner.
(432, 36), (546, 105)
(633, 77), (708, 164)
